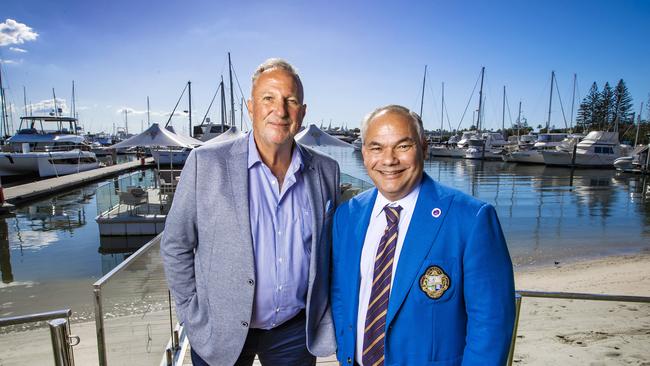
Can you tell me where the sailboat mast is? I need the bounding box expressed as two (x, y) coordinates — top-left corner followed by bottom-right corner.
(635, 102), (643, 147)
(228, 52), (235, 127)
(440, 82), (444, 140)
(147, 96), (151, 126)
(188, 81), (193, 137)
(419, 65), (427, 117)
(23, 86), (27, 117)
(0, 66), (7, 137)
(546, 71), (554, 131)
(570, 73), (576, 131)
(502, 85), (506, 133)
(52, 88), (58, 117)
(477, 67), (485, 131)
(220, 76), (226, 129)
(517, 101), (522, 138)
(71, 80), (76, 119)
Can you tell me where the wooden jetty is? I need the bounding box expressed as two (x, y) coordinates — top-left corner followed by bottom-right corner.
(3, 158), (154, 206)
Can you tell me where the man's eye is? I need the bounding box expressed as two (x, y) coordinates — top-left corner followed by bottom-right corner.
(287, 99), (299, 105)
(396, 144), (412, 152)
(262, 96), (273, 101)
(369, 146), (382, 153)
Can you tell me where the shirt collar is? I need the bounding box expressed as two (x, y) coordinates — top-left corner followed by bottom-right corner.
(247, 131), (304, 172)
(372, 180), (422, 219)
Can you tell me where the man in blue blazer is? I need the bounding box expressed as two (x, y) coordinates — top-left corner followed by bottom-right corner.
(331, 105), (515, 366)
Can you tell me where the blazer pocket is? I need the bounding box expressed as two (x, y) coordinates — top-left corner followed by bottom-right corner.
(412, 258), (458, 305)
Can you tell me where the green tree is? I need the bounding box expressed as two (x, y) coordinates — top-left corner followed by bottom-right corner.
(612, 79), (633, 127)
(576, 82), (599, 129)
(595, 82), (615, 129)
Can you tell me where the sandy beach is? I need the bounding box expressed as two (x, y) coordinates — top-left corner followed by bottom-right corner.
(1, 252), (649, 365)
(513, 251), (650, 365)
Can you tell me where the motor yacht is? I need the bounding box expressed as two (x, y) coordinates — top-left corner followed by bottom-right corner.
(542, 131), (630, 168)
(0, 116), (99, 177)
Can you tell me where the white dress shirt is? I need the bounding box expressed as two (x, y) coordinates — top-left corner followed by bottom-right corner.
(356, 184), (421, 365)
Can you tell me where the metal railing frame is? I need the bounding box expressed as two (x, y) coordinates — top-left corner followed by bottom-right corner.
(0, 308), (77, 366)
(93, 233), (164, 366)
(506, 290), (650, 365)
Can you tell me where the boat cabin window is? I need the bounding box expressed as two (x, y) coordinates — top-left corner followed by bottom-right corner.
(594, 146), (614, 154)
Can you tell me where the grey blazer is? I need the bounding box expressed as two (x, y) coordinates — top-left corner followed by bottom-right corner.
(161, 134), (339, 365)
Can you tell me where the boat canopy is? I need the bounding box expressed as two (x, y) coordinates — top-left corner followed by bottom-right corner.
(110, 123), (203, 149)
(581, 131), (619, 144)
(7, 133), (86, 144)
(204, 126), (246, 145)
(295, 124), (354, 148)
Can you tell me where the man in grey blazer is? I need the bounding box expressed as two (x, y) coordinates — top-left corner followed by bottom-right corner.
(161, 59), (339, 365)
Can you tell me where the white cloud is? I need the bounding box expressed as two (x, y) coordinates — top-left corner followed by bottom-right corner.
(9, 46), (27, 53)
(0, 19), (39, 47)
(25, 98), (70, 115)
(0, 58), (20, 65)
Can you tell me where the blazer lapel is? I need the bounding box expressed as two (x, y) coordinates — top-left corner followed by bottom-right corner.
(299, 145), (324, 286)
(226, 137), (252, 248)
(386, 175), (454, 326)
(349, 189), (378, 324)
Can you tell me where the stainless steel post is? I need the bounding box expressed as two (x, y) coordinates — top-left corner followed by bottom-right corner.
(507, 294), (522, 366)
(49, 318), (74, 366)
(94, 286), (108, 366)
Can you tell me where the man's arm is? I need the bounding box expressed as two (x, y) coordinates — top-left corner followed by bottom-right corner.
(160, 149), (199, 324)
(462, 203), (516, 365)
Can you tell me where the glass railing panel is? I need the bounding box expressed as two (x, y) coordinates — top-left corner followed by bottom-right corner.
(95, 170), (157, 216)
(94, 235), (176, 365)
(0, 326), (57, 366)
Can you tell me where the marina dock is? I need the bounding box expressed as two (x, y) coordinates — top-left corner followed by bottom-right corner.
(3, 158), (154, 205)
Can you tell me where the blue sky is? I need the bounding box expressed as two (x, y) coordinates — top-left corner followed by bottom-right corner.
(1, 0), (649, 135)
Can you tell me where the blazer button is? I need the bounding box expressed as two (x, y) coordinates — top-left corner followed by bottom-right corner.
(247, 279), (254, 286)
(347, 357), (352, 364)
(241, 321), (249, 328)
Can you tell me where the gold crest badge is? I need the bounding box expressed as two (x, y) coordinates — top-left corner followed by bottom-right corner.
(419, 266), (450, 299)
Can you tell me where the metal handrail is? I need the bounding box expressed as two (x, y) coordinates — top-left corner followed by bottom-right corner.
(507, 290), (650, 365)
(0, 308), (76, 366)
(0, 308), (71, 327)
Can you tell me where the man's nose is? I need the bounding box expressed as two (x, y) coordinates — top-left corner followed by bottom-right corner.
(273, 99), (288, 117)
(380, 147), (399, 164)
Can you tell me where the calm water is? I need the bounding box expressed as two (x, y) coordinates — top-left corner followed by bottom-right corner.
(1, 148), (650, 319)
(321, 147), (650, 267)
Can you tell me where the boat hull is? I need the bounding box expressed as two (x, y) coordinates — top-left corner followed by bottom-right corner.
(0, 151), (99, 177)
(502, 150), (545, 164)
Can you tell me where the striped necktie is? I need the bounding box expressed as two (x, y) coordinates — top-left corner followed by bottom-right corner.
(362, 205), (402, 366)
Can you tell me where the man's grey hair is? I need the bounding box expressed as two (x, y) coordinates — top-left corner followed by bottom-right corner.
(251, 58), (304, 101)
(361, 105), (425, 143)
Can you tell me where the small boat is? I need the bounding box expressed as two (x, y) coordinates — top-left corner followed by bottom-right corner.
(0, 116), (99, 177)
(613, 144), (650, 174)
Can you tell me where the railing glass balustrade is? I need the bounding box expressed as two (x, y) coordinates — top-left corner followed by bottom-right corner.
(92, 172), (371, 365)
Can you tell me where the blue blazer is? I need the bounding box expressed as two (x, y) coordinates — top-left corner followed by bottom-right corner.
(331, 174), (515, 366)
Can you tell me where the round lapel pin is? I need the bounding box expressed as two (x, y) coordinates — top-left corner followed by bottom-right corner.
(431, 208), (441, 218)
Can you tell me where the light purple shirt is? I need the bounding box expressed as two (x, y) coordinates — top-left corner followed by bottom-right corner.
(247, 132), (312, 329)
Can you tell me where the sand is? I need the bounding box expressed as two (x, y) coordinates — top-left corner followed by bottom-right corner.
(1, 253), (649, 365)
(513, 252), (650, 365)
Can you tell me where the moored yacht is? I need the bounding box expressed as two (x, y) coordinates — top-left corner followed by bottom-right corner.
(0, 116), (99, 177)
(465, 132), (507, 160)
(542, 131), (630, 168)
(503, 133), (568, 164)
(430, 131), (476, 158)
